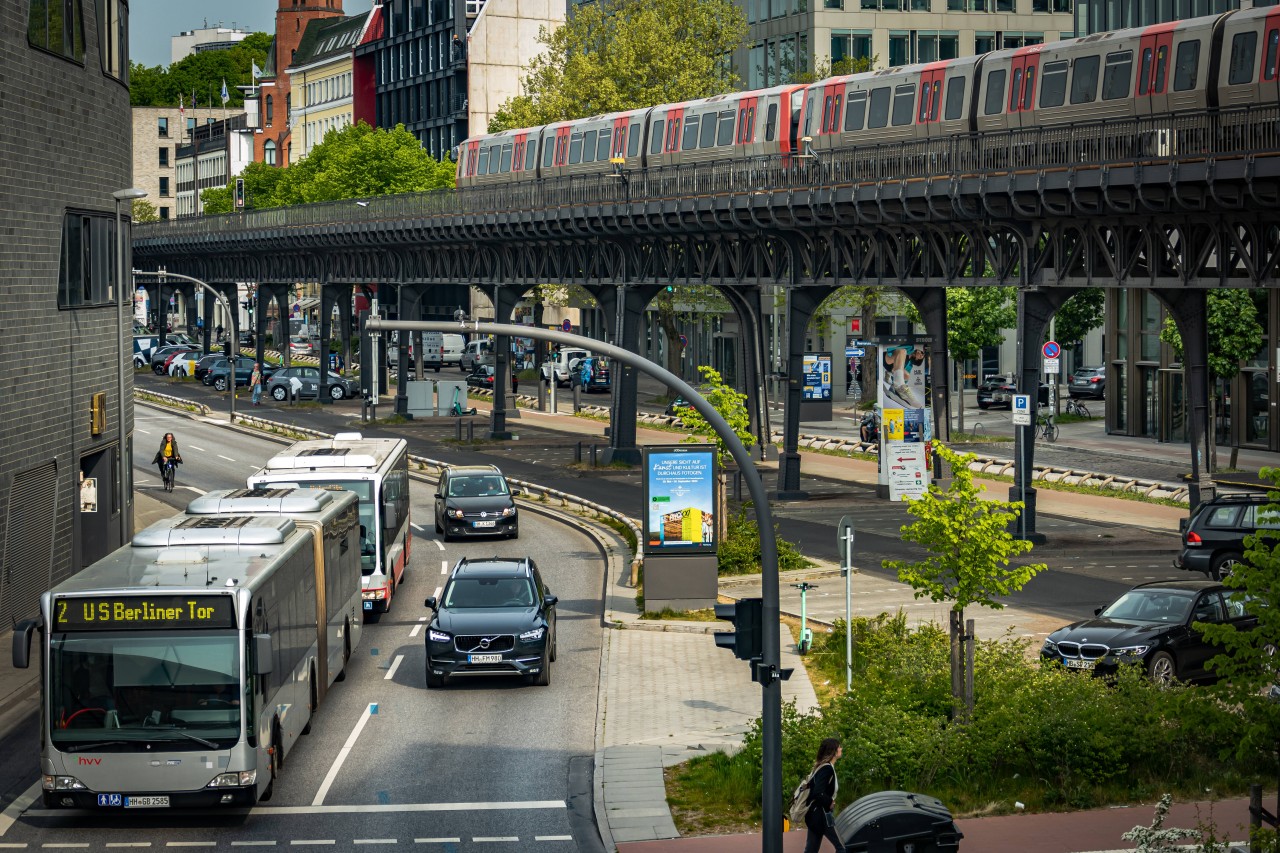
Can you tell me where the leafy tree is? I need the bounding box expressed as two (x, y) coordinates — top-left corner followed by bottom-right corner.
(1160, 289), (1264, 470)
(489, 0), (748, 131)
(678, 365), (755, 543)
(1053, 288), (1105, 349)
(130, 33), (271, 109)
(883, 442), (1046, 717)
(783, 54), (875, 85)
(946, 287), (1016, 433)
(131, 199), (159, 223)
(200, 160), (286, 214)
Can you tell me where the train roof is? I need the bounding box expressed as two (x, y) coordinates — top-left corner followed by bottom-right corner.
(251, 432), (406, 475)
(50, 515), (307, 597)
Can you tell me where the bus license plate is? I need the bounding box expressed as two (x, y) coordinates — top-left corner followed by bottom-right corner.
(363, 601), (372, 610)
(473, 520), (496, 528)
(125, 796), (169, 808)
(469, 654), (502, 664)
(1064, 658), (1096, 670)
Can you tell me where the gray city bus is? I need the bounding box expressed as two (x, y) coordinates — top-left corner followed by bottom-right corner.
(11, 488), (362, 810)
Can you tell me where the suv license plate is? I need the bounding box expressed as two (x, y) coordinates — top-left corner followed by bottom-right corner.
(469, 654), (502, 664)
(1064, 658), (1096, 670)
(125, 796), (169, 808)
(473, 520), (496, 528)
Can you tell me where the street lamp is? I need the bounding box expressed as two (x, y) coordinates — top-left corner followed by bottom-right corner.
(112, 187), (147, 546)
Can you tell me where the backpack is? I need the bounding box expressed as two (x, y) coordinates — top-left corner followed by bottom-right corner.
(787, 768), (818, 828)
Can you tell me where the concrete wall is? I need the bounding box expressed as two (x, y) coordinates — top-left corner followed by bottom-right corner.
(465, 0), (565, 136)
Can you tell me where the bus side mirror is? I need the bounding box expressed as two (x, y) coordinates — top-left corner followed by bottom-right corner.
(11, 618), (40, 669)
(383, 500), (399, 530)
(254, 634), (274, 675)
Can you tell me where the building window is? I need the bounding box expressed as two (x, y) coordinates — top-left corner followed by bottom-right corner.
(158, 147), (169, 167)
(266, 94), (274, 126)
(265, 139), (277, 166)
(58, 212), (116, 308)
(159, 207), (169, 220)
(159, 177), (170, 197)
(28, 0), (86, 62)
(831, 31), (873, 66)
(97, 0), (128, 82)
(157, 117), (169, 137)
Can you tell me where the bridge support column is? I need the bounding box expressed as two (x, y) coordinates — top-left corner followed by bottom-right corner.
(488, 285), (521, 439)
(317, 282), (347, 404)
(1154, 288), (1213, 511)
(720, 285), (773, 459)
(200, 287), (216, 355)
(777, 287), (835, 500)
(598, 285), (663, 466)
(901, 287), (952, 482)
(215, 282), (239, 359)
(395, 286), (423, 417)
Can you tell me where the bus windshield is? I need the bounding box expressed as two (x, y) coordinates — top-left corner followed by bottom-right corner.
(299, 481), (377, 574)
(49, 632), (241, 751)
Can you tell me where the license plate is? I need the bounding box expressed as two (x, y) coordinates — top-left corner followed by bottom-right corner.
(469, 654), (502, 663)
(473, 520), (496, 528)
(1064, 658), (1096, 670)
(363, 601), (372, 610)
(125, 796), (169, 808)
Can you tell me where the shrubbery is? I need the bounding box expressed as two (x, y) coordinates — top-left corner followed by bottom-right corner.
(716, 509), (812, 575)
(673, 612), (1272, 819)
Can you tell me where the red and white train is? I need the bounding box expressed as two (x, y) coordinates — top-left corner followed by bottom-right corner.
(456, 6), (1280, 188)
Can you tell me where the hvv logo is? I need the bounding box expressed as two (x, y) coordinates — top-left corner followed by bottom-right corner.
(78, 756), (102, 765)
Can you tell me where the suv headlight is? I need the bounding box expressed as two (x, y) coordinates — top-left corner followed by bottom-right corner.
(428, 629), (452, 643)
(1042, 639), (1058, 654)
(208, 771), (257, 787)
(501, 506), (516, 517)
(1111, 644), (1150, 657)
(519, 627), (545, 642)
(448, 508), (465, 519)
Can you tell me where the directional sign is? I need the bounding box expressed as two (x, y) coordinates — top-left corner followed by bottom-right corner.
(1042, 340), (1061, 359)
(1012, 393), (1032, 426)
(887, 441), (928, 501)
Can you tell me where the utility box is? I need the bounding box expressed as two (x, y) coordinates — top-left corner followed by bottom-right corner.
(436, 380), (469, 417)
(836, 791), (963, 852)
(406, 381), (435, 418)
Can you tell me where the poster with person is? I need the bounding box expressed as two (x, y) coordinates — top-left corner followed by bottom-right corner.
(876, 343), (933, 499)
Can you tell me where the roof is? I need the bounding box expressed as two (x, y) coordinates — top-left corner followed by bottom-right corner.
(1133, 579), (1226, 594)
(254, 434), (407, 474)
(290, 14), (367, 70)
(453, 557), (532, 578)
(446, 465), (503, 476)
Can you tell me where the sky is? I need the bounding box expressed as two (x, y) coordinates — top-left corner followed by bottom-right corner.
(129, 0), (375, 69)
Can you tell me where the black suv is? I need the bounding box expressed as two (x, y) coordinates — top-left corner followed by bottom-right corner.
(423, 557), (557, 687)
(1174, 493), (1280, 580)
(434, 465), (519, 540)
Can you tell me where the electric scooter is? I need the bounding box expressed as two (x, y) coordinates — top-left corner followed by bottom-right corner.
(451, 385), (476, 416)
(791, 582), (818, 654)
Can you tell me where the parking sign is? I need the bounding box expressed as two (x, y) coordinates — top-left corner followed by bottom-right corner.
(1012, 394), (1032, 426)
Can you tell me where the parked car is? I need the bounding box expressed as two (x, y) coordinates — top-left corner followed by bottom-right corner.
(975, 376), (1050, 409)
(150, 344), (199, 375)
(459, 339), (494, 372)
(1069, 366), (1107, 399)
(1040, 580), (1256, 685)
(541, 348), (589, 387)
(238, 330), (256, 347)
(288, 335), (316, 357)
(193, 354), (226, 383)
(203, 357), (275, 391)
(465, 365), (497, 389)
(422, 555), (556, 687)
(434, 464), (520, 541)
(265, 366), (359, 401)
(1174, 492), (1279, 580)
(167, 351), (201, 378)
(441, 333), (465, 366)
(571, 357), (611, 392)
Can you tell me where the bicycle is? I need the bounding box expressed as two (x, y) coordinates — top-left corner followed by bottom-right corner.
(1036, 413), (1059, 443)
(161, 459), (177, 492)
(1065, 398), (1091, 419)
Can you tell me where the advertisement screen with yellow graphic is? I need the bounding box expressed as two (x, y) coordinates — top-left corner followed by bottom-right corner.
(883, 408), (905, 441)
(642, 445), (717, 554)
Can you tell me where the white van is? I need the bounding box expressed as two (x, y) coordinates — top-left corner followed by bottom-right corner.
(441, 333), (464, 366)
(459, 338), (493, 372)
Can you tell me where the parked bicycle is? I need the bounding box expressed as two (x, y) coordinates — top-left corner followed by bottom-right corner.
(1036, 413), (1059, 443)
(1065, 398), (1091, 419)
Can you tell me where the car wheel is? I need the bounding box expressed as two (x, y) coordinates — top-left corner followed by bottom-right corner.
(214, 377), (228, 392)
(533, 653), (551, 687)
(1211, 552), (1242, 582)
(272, 386), (287, 401)
(1147, 651), (1177, 685)
(550, 629), (557, 663)
(977, 402), (989, 410)
(425, 660), (445, 689)
(329, 384), (345, 400)
(153, 365), (166, 375)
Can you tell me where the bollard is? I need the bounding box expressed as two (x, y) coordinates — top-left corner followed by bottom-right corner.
(590, 444), (598, 467)
(455, 419), (462, 441)
(467, 421), (475, 442)
(573, 383), (582, 413)
(574, 442), (583, 464)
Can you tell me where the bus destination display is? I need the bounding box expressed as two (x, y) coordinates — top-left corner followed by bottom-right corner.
(55, 595), (236, 631)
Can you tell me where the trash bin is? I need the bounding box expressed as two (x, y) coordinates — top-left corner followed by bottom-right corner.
(835, 791), (963, 852)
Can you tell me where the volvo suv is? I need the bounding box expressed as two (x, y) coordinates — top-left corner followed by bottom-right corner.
(1174, 492), (1280, 580)
(423, 557), (557, 687)
(434, 465), (519, 540)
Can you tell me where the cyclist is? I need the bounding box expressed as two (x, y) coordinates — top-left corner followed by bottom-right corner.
(152, 432), (183, 488)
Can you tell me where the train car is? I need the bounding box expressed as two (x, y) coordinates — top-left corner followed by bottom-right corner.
(639, 85), (805, 168)
(1217, 5), (1280, 109)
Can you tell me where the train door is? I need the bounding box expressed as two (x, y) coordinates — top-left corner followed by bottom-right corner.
(917, 64), (947, 139)
(1008, 48), (1042, 129)
(1264, 10), (1280, 108)
(463, 140), (480, 181)
(818, 81), (844, 139)
(1138, 26), (1175, 116)
(550, 126), (572, 178)
(662, 106), (685, 164)
(736, 96), (758, 157)
(610, 116), (628, 164)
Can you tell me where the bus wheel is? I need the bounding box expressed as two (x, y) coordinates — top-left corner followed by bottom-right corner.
(260, 731), (281, 802)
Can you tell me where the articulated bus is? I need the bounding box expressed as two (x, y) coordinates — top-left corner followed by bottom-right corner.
(11, 488), (362, 809)
(248, 432), (411, 619)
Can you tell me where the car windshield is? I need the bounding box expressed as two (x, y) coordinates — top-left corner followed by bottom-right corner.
(443, 577), (535, 608)
(448, 475), (508, 497)
(1099, 590), (1194, 624)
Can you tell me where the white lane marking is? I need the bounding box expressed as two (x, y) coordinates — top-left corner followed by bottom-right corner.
(472, 840), (519, 844)
(0, 845), (28, 849)
(311, 704), (376, 806)
(0, 783), (40, 838)
(384, 655), (404, 681)
(41, 846), (89, 849)
(534, 838), (573, 842)
(256, 801), (565, 815)
(413, 841), (460, 845)
(106, 845), (152, 848)
(166, 844), (216, 848)
(411, 524), (425, 533)
(189, 445), (206, 452)
(353, 841), (397, 846)
(231, 844), (277, 848)
(433, 586), (442, 601)
(433, 540), (445, 551)
(440, 560), (448, 575)
(218, 455), (236, 462)
(289, 843), (335, 847)
(409, 617), (426, 638)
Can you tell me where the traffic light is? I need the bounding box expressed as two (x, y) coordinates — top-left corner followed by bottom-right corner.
(714, 598), (762, 661)
(234, 178), (245, 210)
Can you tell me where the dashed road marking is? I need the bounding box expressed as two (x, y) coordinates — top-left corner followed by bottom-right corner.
(230, 844), (277, 848)
(472, 840), (519, 844)
(534, 837), (573, 842)
(42, 845), (89, 849)
(412, 841), (460, 846)
(409, 617), (426, 638)
(189, 445), (206, 452)
(411, 524), (425, 533)
(433, 586), (442, 601)
(433, 541), (445, 551)
(384, 655), (404, 680)
(289, 843), (335, 847)
(440, 560), (448, 575)
(353, 841), (397, 845)
(105, 845), (152, 848)
(166, 844), (215, 848)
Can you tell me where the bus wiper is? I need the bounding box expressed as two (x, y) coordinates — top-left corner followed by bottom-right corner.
(156, 730), (218, 748)
(62, 740), (131, 751)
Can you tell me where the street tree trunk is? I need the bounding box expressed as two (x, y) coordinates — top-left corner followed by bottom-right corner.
(655, 301), (683, 396)
(949, 608), (964, 718)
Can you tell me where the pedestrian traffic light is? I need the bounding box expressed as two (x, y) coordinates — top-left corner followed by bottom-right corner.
(714, 598), (762, 661)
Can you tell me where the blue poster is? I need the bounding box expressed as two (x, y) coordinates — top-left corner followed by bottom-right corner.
(643, 447), (716, 553)
(803, 352), (832, 401)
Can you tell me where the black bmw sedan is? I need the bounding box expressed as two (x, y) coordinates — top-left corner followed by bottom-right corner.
(1040, 580), (1255, 684)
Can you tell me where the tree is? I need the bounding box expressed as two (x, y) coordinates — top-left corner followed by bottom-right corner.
(1160, 289), (1264, 470)
(200, 160), (286, 214)
(678, 365), (755, 543)
(131, 199), (159, 223)
(883, 443), (1046, 717)
(130, 33), (271, 109)
(1053, 288), (1105, 349)
(945, 287), (1016, 433)
(488, 0), (748, 130)
(783, 54), (874, 85)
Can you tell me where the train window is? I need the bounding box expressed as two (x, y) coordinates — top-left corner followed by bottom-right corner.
(1154, 45), (1169, 92)
(650, 120), (665, 154)
(1070, 55), (1100, 104)
(598, 131), (612, 161)
(699, 113), (718, 148)
(1022, 68), (1035, 110)
(930, 82), (941, 122)
(668, 117), (682, 152)
(944, 78), (965, 120)
(746, 106), (756, 141)
(499, 144), (513, 173)
(765, 103), (778, 140)
(822, 95), (833, 133)
(628, 124), (641, 157)
(1040, 60), (1067, 107)
(1010, 68), (1023, 112)
(1173, 40), (1200, 90)
(891, 84), (916, 126)
(583, 130), (597, 162)
(569, 134), (583, 165)
(1102, 50), (1133, 100)
(804, 96), (816, 136)
(984, 69), (1007, 115)
(919, 83), (931, 122)
(1265, 29), (1279, 81)
(1139, 47), (1153, 95)
(717, 110), (736, 146)
(490, 148), (504, 175)
(478, 147), (489, 174)
(845, 91), (867, 131)
(868, 87), (891, 128)
(682, 116), (700, 150)
(1228, 31), (1256, 85)
(831, 96), (843, 131)
(544, 137), (556, 168)
(527, 139), (538, 171)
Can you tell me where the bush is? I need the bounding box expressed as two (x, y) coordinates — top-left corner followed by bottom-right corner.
(717, 509), (812, 575)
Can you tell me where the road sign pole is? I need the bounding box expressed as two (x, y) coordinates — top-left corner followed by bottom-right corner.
(838, 516), (855, 692)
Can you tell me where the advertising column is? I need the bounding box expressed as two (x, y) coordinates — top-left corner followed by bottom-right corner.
(877, 341), (933, 501)
(641, 445), (719, 613)
(800, 351), (833, 421)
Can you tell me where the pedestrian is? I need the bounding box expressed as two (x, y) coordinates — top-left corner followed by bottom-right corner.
(802, 738), (846, 853)
(511, 369), (519, 395)
(250, 362), (263, 406)
(215, 324), (224, 343)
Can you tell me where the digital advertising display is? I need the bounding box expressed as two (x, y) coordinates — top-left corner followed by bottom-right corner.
(802, 352), (832, 401)
(642, 446), (717, 554)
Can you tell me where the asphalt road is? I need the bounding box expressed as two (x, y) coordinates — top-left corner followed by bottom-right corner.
(1, 412), (606, 852)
